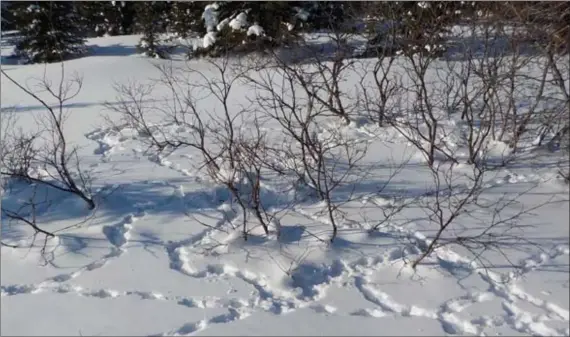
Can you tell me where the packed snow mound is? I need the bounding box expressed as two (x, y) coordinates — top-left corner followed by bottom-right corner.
(295, 7), (310, 21)
(247, 24), (265, 37)
(229, 13), (248, 31)
(203, 31), (217, 49)
(216, 17), (230, 32)
(202, 3), (219, 33)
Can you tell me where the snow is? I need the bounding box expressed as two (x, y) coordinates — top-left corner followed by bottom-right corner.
(1, 33), (569, 336)
(216, 17), (230, 32)
(247, 24), (264, 37)
(229, 13), (248, 31)
(202, 3), (219, 33)
(295, 7), (310, 22)
(202, 32), (217, 49)
(418, 2), (430, 9)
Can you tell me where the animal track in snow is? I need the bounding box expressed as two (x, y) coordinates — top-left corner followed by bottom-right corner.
(85, 125), (137, 158)
(310, 303), (337, 314)
(434, 248), (569, 335)
(102, 213), (140, 249)
(1, 282), (252, 317)
(21, 185), (165, 292)
(354, 276), (482, 335)
(518, 245), (569, 276)
(501, 301), (568, 337)
(347, 221), (569, 336)
(154, 305), (255, 337)
(152, 299), (252, 336)
(165, 244), (301, 315)
(157, 320), (208, 336)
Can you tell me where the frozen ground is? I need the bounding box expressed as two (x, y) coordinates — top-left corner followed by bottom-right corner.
(1, 34), (569, 336)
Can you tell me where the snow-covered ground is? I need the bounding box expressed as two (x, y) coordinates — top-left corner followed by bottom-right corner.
(1, 34), (569, 336)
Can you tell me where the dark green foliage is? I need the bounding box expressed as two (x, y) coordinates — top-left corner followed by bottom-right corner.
(134, 2), (169, 58)
(76, 2), (124, 37)
(102, 1), (137, 35)
(6, 1), (561, 61)
(169, 1), (206, 38)
(217, 2), (296, 39)
(13, 1), (86, 64)
(192, 1), (301, 58)
(191, 1), (373, 58)
(359, 1), (479, 58)
(1, 1), (18, 31)
(192, 24), (278, 59)
(298, 2), (347, 31)
(117, 1), (136, 35)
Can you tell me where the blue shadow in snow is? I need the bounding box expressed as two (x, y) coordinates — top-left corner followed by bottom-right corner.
(278, 225), (306, 245)
(289, 260), (344, 298)
(87, 43), (138, 57)
(0, 99), (164, 114)
(0, 54), (20, 66)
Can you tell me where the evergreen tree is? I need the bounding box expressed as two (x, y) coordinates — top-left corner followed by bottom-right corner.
(358, 1), (476, 58)
(395, 1), (466, 56)
(134, 2), (169, 58)
(298, 2), (348, 31)
(239, 2), (297, 41)
(13, 1), (86, 64)
(169, 1), (206, 38)
(1, 1), (18, 31)
(115, 1), (136, 35)
(193, 1), (300, 57)
(76, 1), (124, 37)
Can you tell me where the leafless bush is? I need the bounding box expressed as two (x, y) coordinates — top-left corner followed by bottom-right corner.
(274, 21), (364, 126)
(392, 53), (458, 167)
(545, 51), (570, 183)
(109, 43), (376, 242)
(371, 3), (567, 268)
(410, 158), (556, 270)
(542, 47), (570, 154)
(1, 183), (54, 249)
(0, 111), (40, 183)
(241, 50), (372, 242)
(474, 2), (570, 153)
(484, 3), (570, 180)
(0, 65), (94, 210)
(107, 59), (282, 239)
(354, 4), (405, 127)
(503, 2), (569, 54)
(407, 16), (561, 269)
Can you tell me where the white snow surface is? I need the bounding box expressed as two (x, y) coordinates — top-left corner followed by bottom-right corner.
(247, 24), (265, 37)
(229, 13), (248, 31)
(295, 7), (310, 22)
(216, 17), (230, 32)
(1, 34), (569, 336)
(202, 3), (219, 33)
(202, 32), (217, 49)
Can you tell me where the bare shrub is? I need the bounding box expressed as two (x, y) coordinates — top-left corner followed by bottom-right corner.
(354, 4), (405, 127)
(1, 183), (54, 249)
(241, 50), (372, 242)
(0, 65), (94, 209)
(381, 3), (569, 269)
(109, 45), (376, 242)
(107, 58), (280, 239)
(1, 65), (95, 259)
